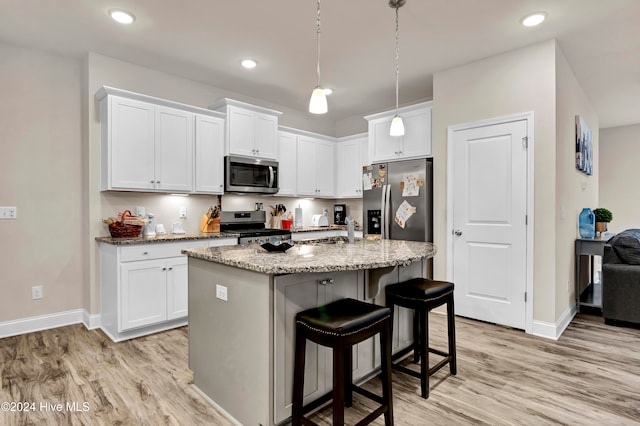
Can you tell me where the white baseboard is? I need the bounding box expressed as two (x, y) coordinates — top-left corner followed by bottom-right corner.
(531, 304), (577, 340)
(0, 309), (98, 339)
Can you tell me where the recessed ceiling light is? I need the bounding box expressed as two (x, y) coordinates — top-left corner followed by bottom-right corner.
(521, 12), (547, 27)
(109, 9), (135, 25)
(323, 88), (333, 96)
(241, 59), (257, 69)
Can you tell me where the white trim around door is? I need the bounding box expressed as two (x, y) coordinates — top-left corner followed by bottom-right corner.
(446, 112), (535, 335)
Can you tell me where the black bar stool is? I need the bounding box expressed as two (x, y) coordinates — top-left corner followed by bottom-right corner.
(385, 278), (456, 399)
(292, 298), (393, 426)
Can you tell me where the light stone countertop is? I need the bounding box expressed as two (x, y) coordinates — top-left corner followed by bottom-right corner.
(96, 232), (239, 245)
(182, 239), (436, 274)
(290, 225), (364, 233)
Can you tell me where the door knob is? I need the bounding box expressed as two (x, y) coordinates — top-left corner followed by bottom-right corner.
(454, 229), (462, 236)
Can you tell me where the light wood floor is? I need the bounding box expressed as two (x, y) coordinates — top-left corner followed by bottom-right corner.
(1, 313), (638, 425)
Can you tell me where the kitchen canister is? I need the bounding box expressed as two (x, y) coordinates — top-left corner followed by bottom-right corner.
(578, 207), (595, 239)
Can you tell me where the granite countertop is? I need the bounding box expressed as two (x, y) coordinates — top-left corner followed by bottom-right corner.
(290, 225), (364, 233)
(96, 232), (239, 245)
(182, 239), (436, 274)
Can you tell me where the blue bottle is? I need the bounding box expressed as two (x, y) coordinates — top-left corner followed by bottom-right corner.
(579, 208), (595, 239)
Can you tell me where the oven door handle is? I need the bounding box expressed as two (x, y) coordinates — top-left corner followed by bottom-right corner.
(268, 166), (275, 188)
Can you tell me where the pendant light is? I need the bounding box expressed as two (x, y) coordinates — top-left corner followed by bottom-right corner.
(389, 0), (405, 136)
(309, 0), (328, 114)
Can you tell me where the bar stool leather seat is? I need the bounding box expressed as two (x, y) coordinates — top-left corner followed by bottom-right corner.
(292, 298), (393, 426)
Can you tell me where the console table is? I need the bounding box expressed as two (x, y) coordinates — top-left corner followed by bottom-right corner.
(575, 238), (608, 311)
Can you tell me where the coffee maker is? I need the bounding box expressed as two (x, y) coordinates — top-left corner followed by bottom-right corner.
(333, 204), (346, 225)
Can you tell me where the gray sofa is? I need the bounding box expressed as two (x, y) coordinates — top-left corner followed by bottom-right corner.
(602, 230), (640, 326)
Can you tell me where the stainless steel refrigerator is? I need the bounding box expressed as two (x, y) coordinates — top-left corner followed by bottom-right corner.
(363, 158), (433, 242)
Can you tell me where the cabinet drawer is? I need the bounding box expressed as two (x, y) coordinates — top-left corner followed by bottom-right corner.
(120, 241), (208, 262)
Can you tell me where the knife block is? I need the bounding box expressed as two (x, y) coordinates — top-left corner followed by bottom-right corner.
(200, 216), (220, 233)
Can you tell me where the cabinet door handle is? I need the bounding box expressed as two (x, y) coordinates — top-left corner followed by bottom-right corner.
(143, 251), (149, 255)
(162, 267), (167, 271)
(318, 278), (334, 286)
(168, 267), (173, 271)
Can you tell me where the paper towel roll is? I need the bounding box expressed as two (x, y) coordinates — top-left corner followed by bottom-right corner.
(294, 207), (303, 227)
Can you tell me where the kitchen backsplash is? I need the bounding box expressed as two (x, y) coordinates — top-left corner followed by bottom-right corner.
(101, 192), (363, 234)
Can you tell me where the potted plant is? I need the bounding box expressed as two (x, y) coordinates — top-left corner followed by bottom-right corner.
(593, 208), (613, 234)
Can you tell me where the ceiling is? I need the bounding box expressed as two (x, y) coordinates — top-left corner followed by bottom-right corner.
(1, 0), (639, 129)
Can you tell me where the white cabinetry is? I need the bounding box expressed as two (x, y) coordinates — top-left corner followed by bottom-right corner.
(194, 114), (225, 194)
(154, 106), (194, 192)
(297, 135), (335, 197)
(277, 131), (298, 196)
(336, 134), (368, 198)
(96, 87), (225, 194)
(100, 238), (236, 342)
(365, 101), (432, 163)
(211, 98), (282, 160)
(274, 271), (371, 424)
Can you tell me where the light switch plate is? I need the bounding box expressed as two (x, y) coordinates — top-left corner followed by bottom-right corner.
(216, 284), (228, 302)
(0, 206), (17, 219)
(179, 206), (187, 219)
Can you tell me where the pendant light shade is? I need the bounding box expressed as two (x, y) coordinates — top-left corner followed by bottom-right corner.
(309, 86), (328, 114)
(390, 0), (405, 136)
(309, 0), (327, 114)
(390, 114), (405, 136)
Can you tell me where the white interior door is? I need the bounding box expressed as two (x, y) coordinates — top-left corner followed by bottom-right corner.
(451, 119), (528, 329)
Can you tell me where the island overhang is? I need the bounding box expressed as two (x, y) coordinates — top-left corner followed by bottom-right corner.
(182, 239), (436, 274)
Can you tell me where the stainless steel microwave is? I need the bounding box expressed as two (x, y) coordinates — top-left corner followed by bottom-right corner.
(224, 155), (279, 194)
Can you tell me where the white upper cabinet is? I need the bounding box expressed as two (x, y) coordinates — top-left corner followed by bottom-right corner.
(335, 134), (368, 198)
(194, 114), (225, 194)
(96, 87), (225, 194)
(154, 106), (194, 192)
(296, 134), (335, 198)
(277, 131), (298, 196)
(211, 98), (282, 160)
(365, 101), (432, 163)
(103, 96), (155, 190)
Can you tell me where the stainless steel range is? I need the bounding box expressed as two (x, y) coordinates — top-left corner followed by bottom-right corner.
(220, 210), (292, 245)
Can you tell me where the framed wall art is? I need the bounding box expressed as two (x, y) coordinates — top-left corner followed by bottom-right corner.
(575, 115), (593, 175)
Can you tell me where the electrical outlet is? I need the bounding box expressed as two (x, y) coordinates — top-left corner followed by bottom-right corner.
(0, 206), (17, 219)
(136, 206), (146, 217)
(32, 285), (43, 300)
(179, 206), (187, 219)
(216, 284), (228, 302)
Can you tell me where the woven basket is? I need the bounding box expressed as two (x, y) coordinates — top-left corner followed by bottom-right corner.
(108, 210), (143, 238)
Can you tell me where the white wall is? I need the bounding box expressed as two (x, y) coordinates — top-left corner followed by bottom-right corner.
(0, 42), (84, 323)
(433, 40), (559, 324)
(600, 124), (640, 232)
(554, 46), (599, 319)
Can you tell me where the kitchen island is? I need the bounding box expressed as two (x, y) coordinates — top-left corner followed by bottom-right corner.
(182, 239), (436, 426)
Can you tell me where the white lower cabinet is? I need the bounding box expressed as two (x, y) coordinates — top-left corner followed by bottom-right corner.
(274, 270), (371, 424)
(100, 238), (236, 341)
(120, 258), (170, 330)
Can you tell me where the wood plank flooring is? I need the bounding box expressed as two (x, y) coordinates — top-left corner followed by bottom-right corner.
(1, 313), (638, 425)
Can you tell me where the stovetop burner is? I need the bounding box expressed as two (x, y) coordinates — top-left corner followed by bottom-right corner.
(219, 210), (292, 245)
